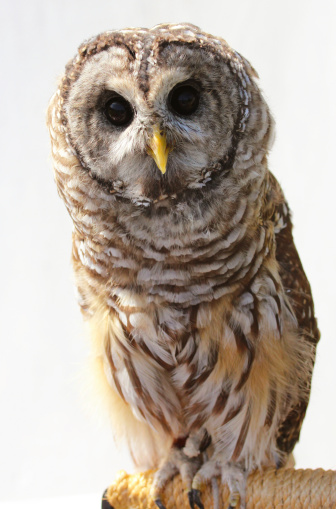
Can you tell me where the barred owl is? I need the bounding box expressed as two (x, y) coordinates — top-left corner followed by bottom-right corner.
(47, 23), (319, 509)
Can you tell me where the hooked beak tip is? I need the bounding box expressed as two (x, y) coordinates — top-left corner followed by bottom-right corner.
(147, 126), (170, 175)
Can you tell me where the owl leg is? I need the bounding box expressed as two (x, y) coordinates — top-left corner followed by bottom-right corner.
(152, 446), (203, 509)
(152, 429), (211, 509)
(191, 458), (247, 509)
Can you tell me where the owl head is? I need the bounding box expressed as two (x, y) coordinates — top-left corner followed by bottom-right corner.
(53, 24), (273, 205)
(48, 23), (275, 251)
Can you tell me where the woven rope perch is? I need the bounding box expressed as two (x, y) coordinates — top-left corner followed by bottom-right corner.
(103, 468), (336, 508)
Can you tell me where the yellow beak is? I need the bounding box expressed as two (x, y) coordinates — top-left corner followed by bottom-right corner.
(147, 125), (170, 175)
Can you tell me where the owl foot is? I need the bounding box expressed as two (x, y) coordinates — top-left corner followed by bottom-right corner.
(153, 430), (211, 509)
(153, 446), (203, 509)
(191, 459), (247, 509)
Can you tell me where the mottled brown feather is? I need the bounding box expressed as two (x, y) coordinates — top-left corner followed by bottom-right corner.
(269, 172), (320, 456)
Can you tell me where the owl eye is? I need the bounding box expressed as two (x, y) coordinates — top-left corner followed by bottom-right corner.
(104, 95), (134, 127)
(168, 83), (200, 116)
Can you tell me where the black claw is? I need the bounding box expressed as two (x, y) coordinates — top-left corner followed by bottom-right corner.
(102, 488), (115, 509)
(188, 489), (204, 509)
(188, 490), (195, 509)
(155, 498), (167, 509)
(193, 489), (205, 509)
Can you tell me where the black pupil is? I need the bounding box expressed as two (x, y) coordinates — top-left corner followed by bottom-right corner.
(105, 97), (133, 126)
(170, 85), (199, 116)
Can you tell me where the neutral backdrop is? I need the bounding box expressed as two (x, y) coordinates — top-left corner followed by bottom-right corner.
(1, 0), (335, 502)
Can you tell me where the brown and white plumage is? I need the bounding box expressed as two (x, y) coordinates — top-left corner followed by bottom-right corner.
(47, 23), (319, 508)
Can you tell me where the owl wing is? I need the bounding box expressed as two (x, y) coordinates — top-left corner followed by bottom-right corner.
(267, 172), (320, 459)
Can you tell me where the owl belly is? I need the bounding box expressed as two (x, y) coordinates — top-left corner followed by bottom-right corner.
(104, 297), (254, 440)
(101, 281), (305, 469)
(104, 301), (213, 437)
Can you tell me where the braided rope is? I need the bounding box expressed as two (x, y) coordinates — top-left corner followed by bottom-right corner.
(103, 468), (336, 508)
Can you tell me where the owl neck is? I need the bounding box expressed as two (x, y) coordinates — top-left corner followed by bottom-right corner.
(71, 173), (274, 308)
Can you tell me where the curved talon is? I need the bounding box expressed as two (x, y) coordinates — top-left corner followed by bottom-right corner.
(188, 488), (204, 509)
(188, 490), (195, 509)
(155, 498), (167, 509)
(193, 489), (205, 509)
(101, 488), (115, 509)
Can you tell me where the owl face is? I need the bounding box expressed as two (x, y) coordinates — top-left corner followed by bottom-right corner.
(64, 26), (249, 203)
(57, 22), (274, 243)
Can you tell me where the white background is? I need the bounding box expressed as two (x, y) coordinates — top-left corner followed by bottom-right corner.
(0, 0), (335, 505)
